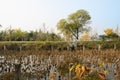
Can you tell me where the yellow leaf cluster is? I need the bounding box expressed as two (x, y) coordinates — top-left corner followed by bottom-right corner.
(99, 62), (105, 68)
(104, 28), (113, 35)
(75, 64), (81, 75)
(81, 32), (89, 40)
(104, 70), (109, 75)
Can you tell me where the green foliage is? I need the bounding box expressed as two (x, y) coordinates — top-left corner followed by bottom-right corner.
(0, 41), (120, 50)
(0, 29), (62, 41)
(99, 33), (119, 41)
(0, 41), (69, 51)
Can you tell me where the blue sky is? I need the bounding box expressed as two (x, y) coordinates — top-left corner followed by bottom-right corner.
(0, 0), (120, 34)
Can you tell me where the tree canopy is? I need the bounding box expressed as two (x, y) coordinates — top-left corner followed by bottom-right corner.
(104, 28), (113, 35)
(81, 32), (90, 41)
(99, 28), (119, 41)
(57, 9), (91, 41)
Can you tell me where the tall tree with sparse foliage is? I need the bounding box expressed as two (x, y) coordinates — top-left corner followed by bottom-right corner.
(57, 9), (91, 41)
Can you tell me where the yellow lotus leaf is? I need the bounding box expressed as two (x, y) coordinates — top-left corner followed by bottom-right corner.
(75, 64), (81, 75)
(99, 62), (105, 68)
(104, 70), (109, 75)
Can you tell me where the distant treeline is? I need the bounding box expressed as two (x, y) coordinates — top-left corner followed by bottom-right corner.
(0, 29), (63, 41)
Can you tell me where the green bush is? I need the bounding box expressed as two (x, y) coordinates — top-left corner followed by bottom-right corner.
(0, 41), (120, 50)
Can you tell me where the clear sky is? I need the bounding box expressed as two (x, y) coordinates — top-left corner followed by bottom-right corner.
(0, 0), (120, 34)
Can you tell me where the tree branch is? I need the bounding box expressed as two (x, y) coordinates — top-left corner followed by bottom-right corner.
(68, 27), (78, 40)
